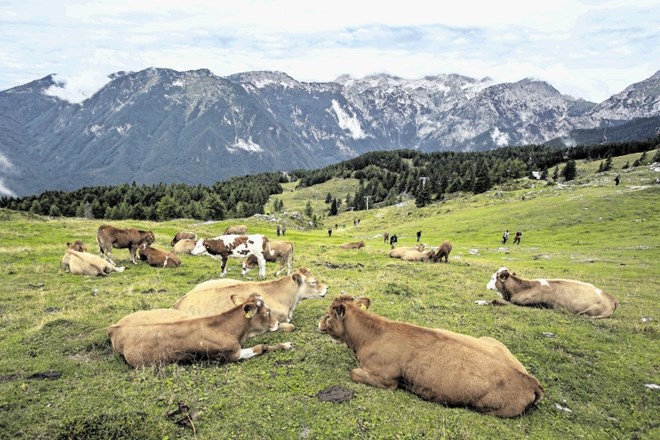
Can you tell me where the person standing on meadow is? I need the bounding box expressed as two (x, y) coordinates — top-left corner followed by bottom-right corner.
(276, 225), (281, 237)
(513, 230), (522, 245)
(416, 230), (422, 242)
(502, 230), (510, 245)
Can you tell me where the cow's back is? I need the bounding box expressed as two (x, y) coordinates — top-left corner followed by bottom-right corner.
(389, 325), (543, 417)
(172, 280), (248, 315)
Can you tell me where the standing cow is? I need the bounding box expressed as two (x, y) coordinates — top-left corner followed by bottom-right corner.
(192, 234), (272, 278)
(97, 224), (155, 265)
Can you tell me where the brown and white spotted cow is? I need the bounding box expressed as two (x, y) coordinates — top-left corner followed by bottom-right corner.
(138, 243), (181, 268)
(170, 231), (197, 247)
(223, 225), (248, 235)
(107, 294), (292, 368)
(97, 224), (155, 265)
(191, 235), (273, 278)
(478, 267), (619, 318)
(319, 295), (544, 418)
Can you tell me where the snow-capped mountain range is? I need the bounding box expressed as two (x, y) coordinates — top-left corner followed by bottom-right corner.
(1, 68), (659, 196)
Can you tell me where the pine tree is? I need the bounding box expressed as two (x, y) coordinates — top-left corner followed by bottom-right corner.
(329, 199), (338, 216)
(305, 200), (314, 218)
(561, 160), (577, 181)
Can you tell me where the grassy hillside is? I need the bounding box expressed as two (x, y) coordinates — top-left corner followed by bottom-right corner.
(0, 151), (658, 439)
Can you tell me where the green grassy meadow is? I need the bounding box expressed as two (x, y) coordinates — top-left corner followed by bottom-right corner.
(0, 151), (658, 439)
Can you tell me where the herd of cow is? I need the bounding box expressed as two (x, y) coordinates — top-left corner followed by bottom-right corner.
(59, 223), (619, 418)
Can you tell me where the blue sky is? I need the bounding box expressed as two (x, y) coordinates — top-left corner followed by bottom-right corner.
(1, 0), (658, 103)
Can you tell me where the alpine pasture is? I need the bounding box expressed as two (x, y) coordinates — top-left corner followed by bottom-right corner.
(0, 151), (658, 439)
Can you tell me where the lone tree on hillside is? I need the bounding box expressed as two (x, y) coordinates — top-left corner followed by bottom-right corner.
(562, 159), (577, 182)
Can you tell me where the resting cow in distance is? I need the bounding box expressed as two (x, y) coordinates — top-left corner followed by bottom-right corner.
(170, 231), (197, 247)
(97, 224), (155, 265)
(62, 247), (125, 277)
(107, 294), (292, 368)
(339, 241), (365, 250)
(223, 225), (248, 235)
(319, 295), (544, 418)
(173, 238), (197, 255)
(477, 267), (619, 319)
(138, 243), (181, 268)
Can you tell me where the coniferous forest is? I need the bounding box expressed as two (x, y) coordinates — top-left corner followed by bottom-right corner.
(2, 138), (658, 221)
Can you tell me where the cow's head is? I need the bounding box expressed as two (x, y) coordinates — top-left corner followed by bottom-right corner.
(67, 240), (86, 252)
(233, 293), (279, 337)
(191, 238), (209, 256)
(292, 267), (328, 299)
(140, 231), (156, 245)
(318, 295), (370, 341)
(487, 267), (511, 296)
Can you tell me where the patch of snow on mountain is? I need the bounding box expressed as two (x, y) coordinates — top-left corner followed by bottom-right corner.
(87, 124), (102, 137)
(491, 127), (509, 146)
(331, 100), (365, 139)
(227, 138), (264, 153)
(114, 124), (131, 135)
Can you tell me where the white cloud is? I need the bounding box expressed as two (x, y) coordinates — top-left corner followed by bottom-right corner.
(0, 1), (658, 102)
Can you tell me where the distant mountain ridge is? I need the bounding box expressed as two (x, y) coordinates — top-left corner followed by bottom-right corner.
(1, 67), (659, 196)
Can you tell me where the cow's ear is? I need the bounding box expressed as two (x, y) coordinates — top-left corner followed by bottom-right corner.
(356, 297), (371, 310)
(292, 274), (303, 285)
(243, 303), (257, 319)
(66, 242), (72, 248)
(333, 304), (346, 320)
(231, 294), (247, 305)
(499, 270), (510, 281)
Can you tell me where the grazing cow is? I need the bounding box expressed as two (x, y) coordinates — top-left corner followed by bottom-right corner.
(401, 250), (435, 262)
(191, 235), (272, 278)
(138, 243), (181, 268)
(432, 240), (452, 263)
(319, 295), (544, 418)
(339, 241), (365, 249)
(170, 231), (197, 247)
(173, 238), (197, 255)
(223, 225), (248, 235)
(97, 224), (155, 265)
(66, 240), (87, 252)
(478, 267), (619, 319)
(242, 240), (294, 276)
(173, 267), (328, 332)
(389, 244), (425, 259)
(107, 294), (292, 368)
(61, 249), (125, 276)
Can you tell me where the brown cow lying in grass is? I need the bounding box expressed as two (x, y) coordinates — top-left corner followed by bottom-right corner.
(138, 243), (181, 268)
(61, 247), (125, 276)
(170, 231), (197, 247)
(242, 240), (294, 276)
(223, 225), (248, 235)
(173, 238), (197, 255)
(319, 295), (544, 418)
(97, 224), (155, 265)
(107, 294), (292, 368)
(432, 240), (452, 263)
(339, 241), (365, 249)
(401, 250), (435, 262)
(478, 267), (619, 318)
(389, 244), (425, 258)
(173, 267), (328, 332)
